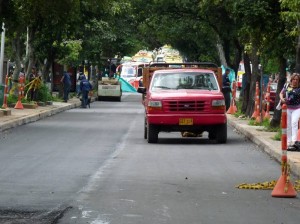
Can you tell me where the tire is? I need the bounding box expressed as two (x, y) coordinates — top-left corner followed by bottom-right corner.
(215, 123), (227, 144)
(144, 117), (147, 139)
(208, 131), (216, 140)
(147, 124), (158, 143)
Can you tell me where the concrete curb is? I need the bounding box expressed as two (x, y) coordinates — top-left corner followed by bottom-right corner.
(227, 115), (300, 177)
(0, 101), (81, 132)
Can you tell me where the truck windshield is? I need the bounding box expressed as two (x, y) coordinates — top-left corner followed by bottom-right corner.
(121, 66), (136, 78)
(150, 72), (219, 91)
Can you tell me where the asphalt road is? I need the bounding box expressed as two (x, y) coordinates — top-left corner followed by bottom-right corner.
(0, 93), (299, 224)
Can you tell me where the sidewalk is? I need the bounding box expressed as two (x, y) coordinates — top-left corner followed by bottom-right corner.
(0, 97), (81, 132)
(1, 99), (300, 177)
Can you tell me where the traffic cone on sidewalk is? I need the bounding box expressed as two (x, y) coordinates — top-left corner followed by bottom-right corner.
(14, 74), (25, 110)
(14, 100), (24, 109)
(272, 104), (297, 198)
(251, 82), (259, 119)
(227, 81), (237, 114)
(264, 82), (271, 120)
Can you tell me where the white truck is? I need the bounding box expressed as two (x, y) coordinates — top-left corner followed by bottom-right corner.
(97, 77), (122, 101)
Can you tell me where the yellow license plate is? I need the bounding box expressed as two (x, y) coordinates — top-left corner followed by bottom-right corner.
(179, 118), (193, 125)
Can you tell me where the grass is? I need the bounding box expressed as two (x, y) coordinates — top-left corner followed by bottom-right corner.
(272, 129), (282, 141)
(233, 100), (244, 118)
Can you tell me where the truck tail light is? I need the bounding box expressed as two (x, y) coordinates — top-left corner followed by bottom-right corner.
(148, 100), (162, 111)
(212, 99), (225, 110)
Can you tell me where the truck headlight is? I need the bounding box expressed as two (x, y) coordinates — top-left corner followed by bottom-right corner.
(212, 99), (225, 110)
(148, 100), (162, 107)
(148, 100), (162, 111)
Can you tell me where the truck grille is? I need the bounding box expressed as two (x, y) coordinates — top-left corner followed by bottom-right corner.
(164, 100), (207, 112)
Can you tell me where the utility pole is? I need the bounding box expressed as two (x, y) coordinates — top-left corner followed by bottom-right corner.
(0, 23), (5, 84)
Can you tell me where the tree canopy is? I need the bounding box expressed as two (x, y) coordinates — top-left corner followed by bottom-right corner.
(1, 0), (300, 126)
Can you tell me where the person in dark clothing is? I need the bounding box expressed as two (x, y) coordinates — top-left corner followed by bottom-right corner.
(110, 63), (117, 78)
(80, 75), (92, 108)
(222, 68), (232, 111)
(60, 71), (71, 102)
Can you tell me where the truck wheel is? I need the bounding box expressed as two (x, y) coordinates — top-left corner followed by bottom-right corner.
(208, 131), (216, 140)
(144, 118), (147, 139)
(215, 123), (227, 143)
(147, 124), (158, 143)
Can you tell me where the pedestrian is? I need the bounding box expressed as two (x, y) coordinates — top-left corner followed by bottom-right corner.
(60, 71), (71, 102)
(28, 67), (38, 101)
(222, 68), (232, 111)
(80, 75), (92, 108)
(96, 69), (102, 81)
(110, 62), (117, 78)
(76, 70), (83, 97)
(279, 73), (300, 151)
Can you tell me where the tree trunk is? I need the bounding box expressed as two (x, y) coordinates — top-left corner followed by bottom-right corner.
(270, 57), (287, 127)
(245, 42), (259, 117)
(25, 28), (36, 77)
(241, 52), (251, 113)
(216, 35), (227, 67)
(231, 38), (243, 79)
(11, 33), (22, 96)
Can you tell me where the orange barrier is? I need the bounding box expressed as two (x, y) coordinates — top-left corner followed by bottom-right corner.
(272, 104), (297, 197)
(251, 82), (259, 119)
(227, 81), (237, 114)
(297, 120), (300, 141)
(1, 75), (9, 109)
(264, 82), (271, 120)
(14, 74), (25, 109)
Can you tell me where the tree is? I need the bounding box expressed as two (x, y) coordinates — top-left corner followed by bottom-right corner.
(280, 0), (300, 72)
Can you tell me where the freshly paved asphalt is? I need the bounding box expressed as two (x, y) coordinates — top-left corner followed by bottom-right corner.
(0, 96), (300, 179)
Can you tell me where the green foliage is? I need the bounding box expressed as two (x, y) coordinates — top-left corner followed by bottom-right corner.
(233, 100), (243, 117)
(56, 40), (83, 66)
(273, 129), (282, 141)
(261, 119), (280, 132)
(7, 93), (30, 105)
(263, 58), (280, 74)
(35, 83), (53, 102)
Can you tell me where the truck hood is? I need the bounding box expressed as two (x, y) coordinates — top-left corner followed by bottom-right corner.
(149, 90), (224, 100)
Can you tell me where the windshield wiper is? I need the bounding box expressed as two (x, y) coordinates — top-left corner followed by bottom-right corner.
(153, 85), (171, 89)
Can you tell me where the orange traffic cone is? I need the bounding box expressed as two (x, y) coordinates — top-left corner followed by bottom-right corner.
(264, 82), (271, 119)
(251, 82), (259, 119)
(227, 81), (237, 114)
(227, 98), (237, 114)
(271, 104), (297, 198)
(14, 100), (24, 109)
(271, 174), (297, 198)
(14, 74), (25, 109)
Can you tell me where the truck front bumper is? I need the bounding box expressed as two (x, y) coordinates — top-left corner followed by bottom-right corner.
(147, 114), (227, 132)
(148, 113), (226, 125)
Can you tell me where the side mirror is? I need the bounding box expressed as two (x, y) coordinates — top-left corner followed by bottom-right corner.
(137, 87), (146, 94)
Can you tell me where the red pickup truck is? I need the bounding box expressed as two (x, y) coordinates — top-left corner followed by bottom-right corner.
(138, 63), (227, 143)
